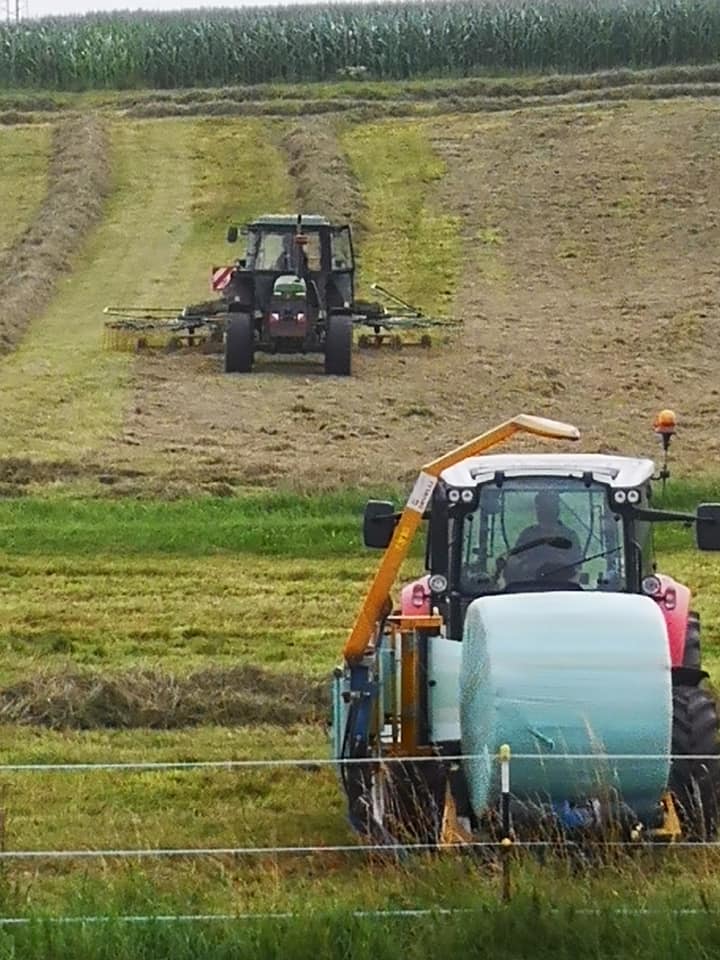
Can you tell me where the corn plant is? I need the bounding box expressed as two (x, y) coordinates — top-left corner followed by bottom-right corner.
(1, 0), (720, 91)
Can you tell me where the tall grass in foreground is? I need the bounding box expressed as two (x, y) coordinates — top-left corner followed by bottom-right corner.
(1, 898), (719, 959)
(2, 0), (720, 91)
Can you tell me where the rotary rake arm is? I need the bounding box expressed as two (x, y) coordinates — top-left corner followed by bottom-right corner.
(351, 283), (461, 348)
(102, 305), (223, 350)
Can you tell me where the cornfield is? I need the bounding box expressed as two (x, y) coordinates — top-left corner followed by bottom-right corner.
(1, 0), (720, 91)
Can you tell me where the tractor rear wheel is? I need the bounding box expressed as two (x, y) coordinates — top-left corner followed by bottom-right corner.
(225, 314), (254, 373)
(670, 684), (720, 840)
(325, 315), (352, 376)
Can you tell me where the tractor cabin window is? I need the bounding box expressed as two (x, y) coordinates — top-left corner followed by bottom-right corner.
(331, 228), (353, 270)
(254, 231), (292, 271)
(458, 477), (626, 595)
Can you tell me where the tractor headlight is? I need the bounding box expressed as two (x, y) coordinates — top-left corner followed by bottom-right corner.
(627, 489), (640, 504)
(461, 489), (474, 504)
(448, 489), (461, 504)
(428, 574), (448, 594)
(642, 575), (662, 597)
(613, 490), (627, 505)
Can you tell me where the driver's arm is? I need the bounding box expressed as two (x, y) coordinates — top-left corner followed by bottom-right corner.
(511, 526), (534, 553)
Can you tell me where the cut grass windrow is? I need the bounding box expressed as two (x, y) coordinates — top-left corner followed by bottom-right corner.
(0, 114), (109, 354)
(0, 124), (50, 257)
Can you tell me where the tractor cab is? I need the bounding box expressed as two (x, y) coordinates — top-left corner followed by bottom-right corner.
(364, 452), (720, 651)
(227, 214), (355, 317)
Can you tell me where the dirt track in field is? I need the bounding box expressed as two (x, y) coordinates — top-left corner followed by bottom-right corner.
(90, 100), (720, 495)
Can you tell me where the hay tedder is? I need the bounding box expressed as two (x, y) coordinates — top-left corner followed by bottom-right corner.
(103, 214), (459, 375)
(332, 412), (720, 849)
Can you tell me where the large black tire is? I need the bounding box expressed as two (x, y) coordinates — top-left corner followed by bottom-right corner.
(324, 315), (352, 376)
(670, 684), (720, 840)
(683, 612), (701, 669)
(224, 314), (254, 373)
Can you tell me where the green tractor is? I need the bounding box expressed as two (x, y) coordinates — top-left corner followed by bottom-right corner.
(221, 214), (357, 375)
(103, 213), (460, 368)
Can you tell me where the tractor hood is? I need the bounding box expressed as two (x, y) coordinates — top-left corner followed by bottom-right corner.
(428, 591), (672, 824)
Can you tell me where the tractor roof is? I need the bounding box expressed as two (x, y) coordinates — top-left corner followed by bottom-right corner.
(441, 453), (655, 489)
(249, 214), (335, 228)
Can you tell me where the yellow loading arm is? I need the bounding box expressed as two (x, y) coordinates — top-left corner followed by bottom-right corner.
(343, 414), (581, 664)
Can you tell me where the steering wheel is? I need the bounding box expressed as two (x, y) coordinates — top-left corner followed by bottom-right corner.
(507, 535), (572, 557)
(536, 561), (576, 581)
(497, 535), (574, 585)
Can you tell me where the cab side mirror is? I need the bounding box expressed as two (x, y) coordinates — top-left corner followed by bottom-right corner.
(227, 226), (238, 243)
(696, 504), (720, 551)
(363, 500), (397, 549)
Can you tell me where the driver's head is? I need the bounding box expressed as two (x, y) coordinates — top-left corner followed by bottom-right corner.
(535, 490), (561, 526)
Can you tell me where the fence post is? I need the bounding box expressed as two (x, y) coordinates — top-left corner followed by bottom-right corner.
(499, 743), (512, 903)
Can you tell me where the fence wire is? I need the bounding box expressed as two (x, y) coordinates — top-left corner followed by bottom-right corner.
(0, 752), (714, 774)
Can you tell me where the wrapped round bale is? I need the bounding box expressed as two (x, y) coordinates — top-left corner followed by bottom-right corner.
(459, 592), (672, 823)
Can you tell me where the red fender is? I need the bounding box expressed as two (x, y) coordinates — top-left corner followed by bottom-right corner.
(653, 574), (691, 667)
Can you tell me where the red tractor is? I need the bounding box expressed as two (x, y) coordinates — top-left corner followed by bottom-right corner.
(333, 414), (720, 847)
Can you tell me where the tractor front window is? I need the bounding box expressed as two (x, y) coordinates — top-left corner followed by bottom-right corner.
(255, 231), (293, 271)
(331, 228), (353, 270)
(303, 232), (322, 270)
(458, 477), (626, 595)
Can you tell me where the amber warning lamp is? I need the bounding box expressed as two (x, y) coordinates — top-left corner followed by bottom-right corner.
(653, 408), (676, 496)
(654, 408), (676, 441)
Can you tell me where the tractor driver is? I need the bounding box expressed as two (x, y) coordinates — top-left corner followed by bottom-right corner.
(504, 490), (583, 584)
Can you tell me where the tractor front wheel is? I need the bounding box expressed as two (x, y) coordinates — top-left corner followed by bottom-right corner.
(325, 315), (352, 376)
(225, 314), (254, 373)
(351, 760), (447, 849)
(670, 684), (720, 840)
(683, 612), (701, 670)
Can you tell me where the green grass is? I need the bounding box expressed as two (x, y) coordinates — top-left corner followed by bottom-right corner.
(0, 479), (715, 556)
(0, 125), (49, 256)
(0, 487), (717, 921)
(2, 896), (720, 958)
(0, 490), (398, 557)
(0, 553), (376, 679)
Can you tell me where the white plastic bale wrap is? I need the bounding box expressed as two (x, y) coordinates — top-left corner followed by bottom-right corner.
(459, 592), (672, 820)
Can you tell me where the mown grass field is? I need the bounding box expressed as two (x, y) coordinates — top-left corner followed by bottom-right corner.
(1, 97), (720, 493)
(0, 117), (294, 466)
(0, 487), (717, 932)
